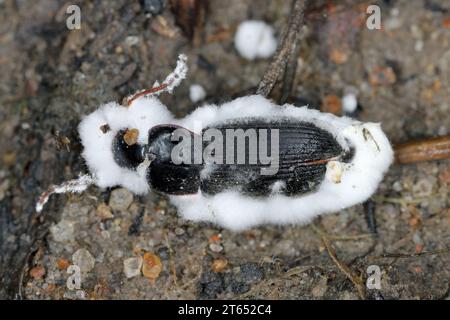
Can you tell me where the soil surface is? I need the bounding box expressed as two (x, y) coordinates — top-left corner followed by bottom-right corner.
(1, 0), (449, 299)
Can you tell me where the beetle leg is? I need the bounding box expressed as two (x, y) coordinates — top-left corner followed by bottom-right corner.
(36, 174), (95, 213)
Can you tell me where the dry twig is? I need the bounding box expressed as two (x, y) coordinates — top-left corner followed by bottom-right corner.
(256, 0), (308, 97)
(394, 136), (450, 164)
(321, 236), (367, 300)
(310, 223), (373, 241)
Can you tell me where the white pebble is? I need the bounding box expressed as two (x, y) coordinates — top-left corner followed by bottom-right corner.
(125, 36), (140, 47)
(342, 93), (358, 114)
(123, 257), (143, 279)
(109, 188), (134, 211)
(234, 20), (277, 60)
(189, 84), (206, 103)
(50, 220), (75, 243)
(72, 248), (95, 273)
(414, 40), (424, 52)
(209, 243), (223, 253)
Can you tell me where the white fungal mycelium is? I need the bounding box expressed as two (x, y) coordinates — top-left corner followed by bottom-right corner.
(37, 55), (394, 231)
(170, 95), (393, 230)
(234, 20), (277, 60)
(342, 93), (358, 114)
(189, 84), (206, 103)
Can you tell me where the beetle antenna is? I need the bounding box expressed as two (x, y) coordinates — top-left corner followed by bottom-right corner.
(36, 174), (96, 213)
(124, 54), (188, 106)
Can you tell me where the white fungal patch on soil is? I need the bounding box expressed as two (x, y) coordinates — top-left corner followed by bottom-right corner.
(189, 84), (207, 103)
(234, 20), (277, 60)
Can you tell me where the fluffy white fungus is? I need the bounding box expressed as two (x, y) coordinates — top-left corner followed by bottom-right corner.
(37, 56), (394, 231)
(40, 95), (393, 230)
(78, 97), (173, 195)
(170, 95), (394, 230)
(36, 55), (188, 212)
(234, 20), (277, 60)
(342, 93), (358, 114)
(189, 84), (206, 103)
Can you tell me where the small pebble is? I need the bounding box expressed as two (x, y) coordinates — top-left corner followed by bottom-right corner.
(209, 243), (223, 253)
(101, 230), (110, 239)
(211, 259), (228, 273)
(341, 290), (359, 300)
(412, 178), (433, 197)
(311, 277), (328, 297)
(123, 257), (143, 278)
(209, 234), (221, 243)
(72, 249), (95, 273)
(141, 0), (165, 15)
(142, 252), (163, 281)
(369, 66), (397, 86)
(125, 35), (140, 47)
(96, 203), (113, 220)
(414, 40), (424, 52)
(75, 290), (86, 299)
(174, 227), (185, 236)
(109, 188), (134, 211)
(123, 129), (139, 146)
(29, 266), (46, 280)
(329, 48), (348, 64)
(50, 220), (75, 243)
(392, 181), (403, 192)
(56, 258), (70, 270)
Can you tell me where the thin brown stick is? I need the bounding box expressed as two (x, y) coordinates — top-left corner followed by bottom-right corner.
(298, 155), (340, 166)
(122, 54), (188, 106)
(280, 35), (302, 104)
(310, 224), (373, 241)
(256, 0), (308, 97)
(124, 82), (170, 106)
(321, 236), (367, 300)
(394, 136), (450, 164)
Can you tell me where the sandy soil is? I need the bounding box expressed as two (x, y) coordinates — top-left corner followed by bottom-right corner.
(0, 0), (449, 299)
